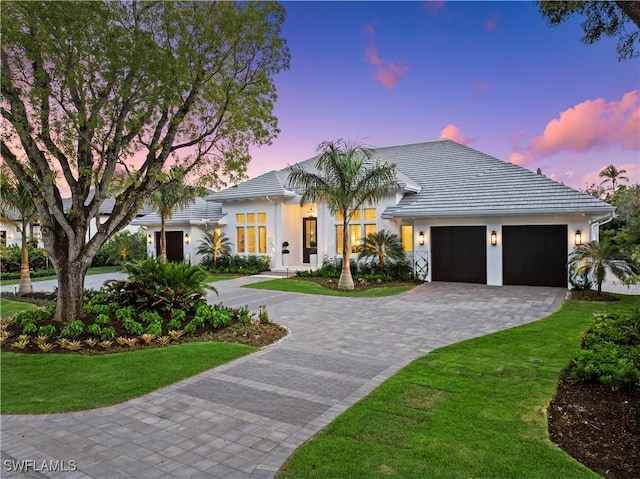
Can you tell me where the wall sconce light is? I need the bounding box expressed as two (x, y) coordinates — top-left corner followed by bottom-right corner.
(490, 230), (497, 246)
(184, 233), (191, 244)
(147, 234), (153, 244)
(575, 230), (582, 245)
(418, 231), (425, 246)
(306, 207), (317, 218)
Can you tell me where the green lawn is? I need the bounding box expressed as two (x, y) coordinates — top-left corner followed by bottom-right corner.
(1, 342), (254, 414)
(0, 299), (36, 318)
(277, 294), (640, 479)
(245, 278), (415, 297)
(0, 265), (122, 286)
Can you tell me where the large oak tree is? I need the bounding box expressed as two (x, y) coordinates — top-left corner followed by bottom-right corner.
(1, 1), (289, 321)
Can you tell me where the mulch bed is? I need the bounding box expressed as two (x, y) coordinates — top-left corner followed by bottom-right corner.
(567, 290), (620, 302)
(548, 368), (640, 478)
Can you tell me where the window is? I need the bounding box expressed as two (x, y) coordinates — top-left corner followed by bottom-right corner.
(335, 207), (377, 254)
(236, 213), (267, 254)
(401, 225), (413, 253)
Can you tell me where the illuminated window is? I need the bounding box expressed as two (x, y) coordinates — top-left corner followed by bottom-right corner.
(247, 226), (256, 253)
(237, 212), (267, 254)
(401, 225), (413, 253)
(236, 227), (245, 253)
(336, 210), (344, 222)
(335, 207), (377, 255)
(258, 226), (267, 253)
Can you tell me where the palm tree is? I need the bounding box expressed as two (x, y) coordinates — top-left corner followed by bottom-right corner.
(599, 164), (629, 191)
(150, 169), (204, 261)
(196, 230), (231, 268)
(359, 230), (406, 274)
(0, 172), (38, 294)
(288, 140), (397, 290)
(568, 239), (638, 296)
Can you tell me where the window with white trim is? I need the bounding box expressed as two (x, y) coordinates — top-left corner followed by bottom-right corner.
(335, 207), (377, 254)
(236, 213), (267, 254)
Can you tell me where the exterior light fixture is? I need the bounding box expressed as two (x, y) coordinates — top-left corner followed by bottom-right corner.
(184, 233), (191, 244)
(147, 234), (153, 244)
(575, 230), (582, 245)
(306, 207), (317, 218)
(418, 231), (425, 246)
(490, 231), (497, 246)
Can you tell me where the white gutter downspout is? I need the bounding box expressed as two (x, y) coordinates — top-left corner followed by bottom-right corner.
(589, 211), (615, 242)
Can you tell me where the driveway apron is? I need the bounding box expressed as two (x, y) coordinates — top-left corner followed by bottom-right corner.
(1, 277), (566, 479)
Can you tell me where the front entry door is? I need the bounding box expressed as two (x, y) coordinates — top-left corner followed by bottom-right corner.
(302, 218), (317, 264)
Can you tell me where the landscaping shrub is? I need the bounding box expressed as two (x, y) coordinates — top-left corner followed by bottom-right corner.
(569, 309), (640, 390)
(208, 254), (271, 274)
(0, 245), (52, 278)
(91, 230), (147, 266)
(297, 255), (413, 281)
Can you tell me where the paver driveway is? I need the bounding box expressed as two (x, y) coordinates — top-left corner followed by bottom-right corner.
(1, 276), (566, 478)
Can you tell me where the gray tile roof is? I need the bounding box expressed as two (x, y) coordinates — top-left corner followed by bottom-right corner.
(211, 139), (613, 218)
(376, 140), (613, 217)
(210, 170), (295, 201)
(131, 197), (225, 226)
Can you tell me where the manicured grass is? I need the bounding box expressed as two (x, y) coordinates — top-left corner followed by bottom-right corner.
(245, 278), (415, 297)
(1, 342), (254, 414)
(0, 265), (122, 286)
(278, 294), (640, 479)
(0, 299), (36, 318)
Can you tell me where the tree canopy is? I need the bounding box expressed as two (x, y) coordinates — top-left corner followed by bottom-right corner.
(537, 1), (640, 61)
(1, 1), (289, 321)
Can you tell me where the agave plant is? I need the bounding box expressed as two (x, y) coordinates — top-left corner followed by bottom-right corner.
(37, 342), (55, 352)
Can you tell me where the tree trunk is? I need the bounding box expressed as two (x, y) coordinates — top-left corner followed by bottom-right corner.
(18, 224), (33, 295)
(160, 217), (167, 261)
(338, 220), (354, 290)
(54, 260), (90, 323)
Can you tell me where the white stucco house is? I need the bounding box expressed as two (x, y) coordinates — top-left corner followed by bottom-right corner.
(135, 139), (615, 287)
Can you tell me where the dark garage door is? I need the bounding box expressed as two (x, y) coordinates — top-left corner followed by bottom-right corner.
(431, 226), (487, 284)
(503, 225), (567, 287)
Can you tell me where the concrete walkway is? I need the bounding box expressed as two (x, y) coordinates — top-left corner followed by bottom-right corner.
(2, 276), (568, 478)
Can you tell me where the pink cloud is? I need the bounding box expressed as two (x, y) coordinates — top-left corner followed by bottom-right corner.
(424, 1), (445, 15)
(473, 78), (490, 92)
(509, 90), (639, 166)
(364, 23), (410, 89)
(484, 13), (498, 31)
(440, 124), (474, 145)
(532, 90), (639, 154)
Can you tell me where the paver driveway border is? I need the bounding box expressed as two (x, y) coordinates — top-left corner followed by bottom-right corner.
(1, 275), (567, 479)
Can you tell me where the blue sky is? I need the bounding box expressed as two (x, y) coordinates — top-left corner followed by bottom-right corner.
(247, 1), (639, 189)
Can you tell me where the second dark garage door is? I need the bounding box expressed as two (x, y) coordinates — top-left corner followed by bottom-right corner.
(431, 226), (487, 284)
(502, 225), (567, 287)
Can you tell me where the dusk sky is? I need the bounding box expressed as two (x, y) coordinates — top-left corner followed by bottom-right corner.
(247, 1), (640, 190)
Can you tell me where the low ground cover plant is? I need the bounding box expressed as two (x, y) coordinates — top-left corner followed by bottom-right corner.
(204, 254), (271, 274)
(0, 259), (284, 354)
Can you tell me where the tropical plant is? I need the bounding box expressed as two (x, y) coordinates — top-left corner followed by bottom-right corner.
(196, 230), (231, 267)
(105, 230), (147, 265)
(599, 164), (629, 191)
(358, 230), (406, 274)
(568, 239), (638, 296)
(288, 140), (397, 290)
(0, 171), (38, 294)
(150, 169), (205, 261)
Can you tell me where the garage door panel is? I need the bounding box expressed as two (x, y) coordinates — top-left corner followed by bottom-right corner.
(432, 226), (486, 284)
(503, 225), (567, 287)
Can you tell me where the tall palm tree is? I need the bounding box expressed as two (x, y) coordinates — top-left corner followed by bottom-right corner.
(359, 230), (406, 274)
(599, 164), (629, 191)
(288, 140), (397, 290)
(196, 230), (231, 267)
(0, 172), (38, 294)
(568, 239), (638, 296)
(150, 169), (204, 261)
